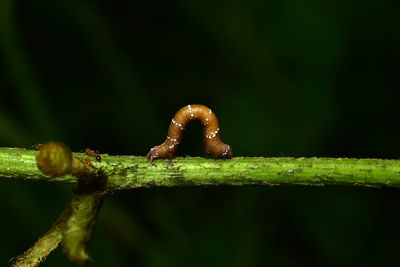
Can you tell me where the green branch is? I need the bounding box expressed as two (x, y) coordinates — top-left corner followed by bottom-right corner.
(1, 147), (400, 189)
(4, 144), (400, 267)
(10, 204), (69, 267)
(11, 191), (105, 267)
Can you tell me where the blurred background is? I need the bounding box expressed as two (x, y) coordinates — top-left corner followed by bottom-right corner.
(0, 0), (399, 266)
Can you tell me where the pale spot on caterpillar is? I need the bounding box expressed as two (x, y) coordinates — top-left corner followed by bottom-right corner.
(146, 104), (233, 162)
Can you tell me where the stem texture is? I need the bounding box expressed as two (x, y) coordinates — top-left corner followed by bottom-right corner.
(1, 147), (399, 189)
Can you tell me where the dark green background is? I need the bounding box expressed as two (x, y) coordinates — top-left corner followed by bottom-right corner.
(1, 0), (399, 266)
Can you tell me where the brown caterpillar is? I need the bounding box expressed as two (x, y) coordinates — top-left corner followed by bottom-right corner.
(147, 104), (233, 162)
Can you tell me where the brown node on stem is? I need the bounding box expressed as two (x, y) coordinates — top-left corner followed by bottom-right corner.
(36, 142), (107, 192)
(33, 142), (108, 266)
(36, 142), (73, 177)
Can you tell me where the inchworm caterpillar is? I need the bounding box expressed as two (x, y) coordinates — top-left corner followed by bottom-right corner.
(147, 104), (233, 162)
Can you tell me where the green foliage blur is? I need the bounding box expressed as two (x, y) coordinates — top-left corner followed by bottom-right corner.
(1, 0), (399, 266)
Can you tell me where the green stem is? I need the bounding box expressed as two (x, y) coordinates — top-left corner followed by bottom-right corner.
(1, 147), (400, 189)
(11, 191), (106, 267)
(10, 201), (71, 267)
(62, 191), (106, 265)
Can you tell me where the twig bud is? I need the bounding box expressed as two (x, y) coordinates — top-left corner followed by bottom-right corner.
(36, 142), (73, 177)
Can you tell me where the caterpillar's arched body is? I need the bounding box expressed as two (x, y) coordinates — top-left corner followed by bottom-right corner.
(147, 104), (233, 162)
